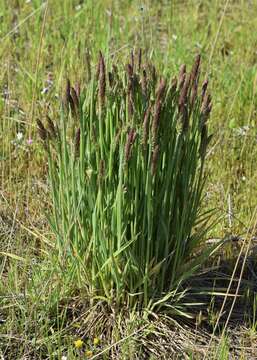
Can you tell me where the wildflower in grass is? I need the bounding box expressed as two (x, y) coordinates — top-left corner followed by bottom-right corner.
(74, 339), (84, 349)
(27, 138), (33, 145)
(17, 132), (23, 141)
(93, 337), (100, 346)
(85, 350), (93, 358)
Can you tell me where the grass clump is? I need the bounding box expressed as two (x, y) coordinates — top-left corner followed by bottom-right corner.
(37, 51), (215, 313)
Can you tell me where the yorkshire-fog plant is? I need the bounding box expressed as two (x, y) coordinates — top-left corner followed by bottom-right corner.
(38, 51), (214, 313)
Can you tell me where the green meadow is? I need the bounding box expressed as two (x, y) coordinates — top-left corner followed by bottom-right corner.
(0, 1), (257, 359)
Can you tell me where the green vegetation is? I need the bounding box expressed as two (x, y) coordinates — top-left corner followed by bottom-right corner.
(0, 0), (257, 359)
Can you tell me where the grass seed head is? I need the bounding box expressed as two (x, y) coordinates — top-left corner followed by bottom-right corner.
(99, 51), (106, 109)
(138, 48), (142, 71)
(141, 69), (148, 98)
(190, 54), (201, 85)
(46, 115), (57, 139)
(201, 79), (209, 100)
(98, 159), (105, 182)
(36, 119), (48, 142)
(70, 87), (79, 115)
(142, 105), (151, 150)
(179, 74), (190, 111)
(74, 127), (80, 157)
(156, 78), (166, 102)
(201, 92), (212, 121)
(125, 128), (137, 162)
(152, 99), (162, 146)
(130, 49), (134, 71)
(178, 64), (186, 89)
(151, 144), (160, 175)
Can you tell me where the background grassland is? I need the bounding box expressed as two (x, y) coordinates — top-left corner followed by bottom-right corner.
(0, 0), (257, 359)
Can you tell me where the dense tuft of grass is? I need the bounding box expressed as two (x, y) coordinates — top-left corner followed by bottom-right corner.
(0, 1), (257, 359)
(37, 51), (218, 313)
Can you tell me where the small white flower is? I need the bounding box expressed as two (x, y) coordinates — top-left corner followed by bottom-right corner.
(172, 34), (177, 41)
(17, 132), (23, 141)
(41, 87), (49, 95)
(61, 356), (68, 360)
